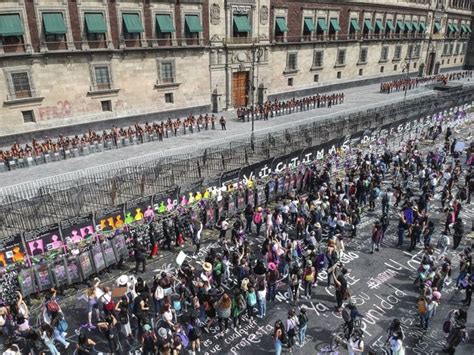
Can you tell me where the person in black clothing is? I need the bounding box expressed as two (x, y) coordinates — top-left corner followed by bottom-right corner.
(141, 324), (157, 355)
(422, 220), (435, 246)
(333, 267), (348, 313)
(453, 218), (464, 250)
(380, 214), (389, 243)
(97, 315), (121, 353)
(464, 278), (473, 307)
(133, 239), (147, 273)
(408, 220), (421, 252)
(148, 224), (157, 258)
(244, 204), (253, 234)
(161, 220), (172, 251)
(325, 245), (338, 287)
(76, 333), (96, 355)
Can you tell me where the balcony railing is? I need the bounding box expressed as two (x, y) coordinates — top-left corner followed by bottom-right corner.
(148, 38), (175, 47)
(87, 39), (108, 49)
(276, 32), (428, 44)
(0, 43), (26, 54)
(44, 40), (68, 51)
(223, 36), (259, 45)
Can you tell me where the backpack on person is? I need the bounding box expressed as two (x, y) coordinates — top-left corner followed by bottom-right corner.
(316, 254), (327, 271)
(253, 213), (262, 225)
(104, 299), (116, 312)
(247, 292), (257, 307)
(143, 331), (156, 350)
(304, 267), (314, 282)
(417, 299), (427, 315)
(443, 320), (452, 334)
(342, 309), (351, 323)
(298, 313), (308, 327)
(46, 300), (60, 314)
(437, 235), (449, 249)
(188, 323), (202, 339)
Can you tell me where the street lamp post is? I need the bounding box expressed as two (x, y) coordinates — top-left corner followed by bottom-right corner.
(250, 44), (264, 150)
(402, 50), (412, 101)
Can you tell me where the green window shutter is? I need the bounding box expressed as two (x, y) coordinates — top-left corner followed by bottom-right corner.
(447, 23), (454, 32)
(350, 19), (360, 31)
(156, 14), (175, 33)
(419, 22), (426, 32)
(466, 26), (472, 33)
(42, 13), (67, 35)
(317, 18), (328, 31)
(452, 24), (459, 32)
(84, 13), (107, 34)
(185, 15), (203, 33)
(330, 19), (341, 32)
(404, 22), (412, 31)
(396, 20), (404, 31)
(433, 22), (441, 32)
(304, 18), (314, 32)
(460, 25), (466, 33)
(375, 20), (383, 32)
(123, 13), (144, 33)
(412, 22), (419, 31)
(0, 14), (24, 36)
(233, 15), (251, 33)
(364, 19), (373, 31)
(386, 20), (395, 31)
(275, 17), (288, 32)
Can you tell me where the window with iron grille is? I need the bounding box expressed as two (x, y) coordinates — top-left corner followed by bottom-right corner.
(94, 66), (111, 90)
(11, 72), (32, 98)
(165, 92), (174, 103)
(359, 48), (368, 63)
(455, 43), (460, 55)
(101, 100), (112, 111)
(443, 43), (449, 55)
(22, 110), (35, 123)
(160, 61), (175, 83)
(413, 44), (421, 58)
(287, 53), (298, 71)
(407, 44), (413, 58)
(337, 49), (346, 65)
(313, 50), (324, 68)
(394, 45), (402, 59)
(449, 43), (454, 55)
(380, 46), (389, 61)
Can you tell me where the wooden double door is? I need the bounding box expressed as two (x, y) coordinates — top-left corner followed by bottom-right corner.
(232, 71), (249, 108)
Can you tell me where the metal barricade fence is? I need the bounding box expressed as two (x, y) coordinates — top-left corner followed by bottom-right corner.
(0, 87), (473, 238)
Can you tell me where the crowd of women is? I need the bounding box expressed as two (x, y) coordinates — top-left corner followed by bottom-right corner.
(0, 109), (472, 354)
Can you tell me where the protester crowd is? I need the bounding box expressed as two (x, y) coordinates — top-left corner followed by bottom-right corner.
(236, 92), (345, 122)
(0, 114), (227, 170)
(0, 109), (473, 355)
(379, 70), (473, 94)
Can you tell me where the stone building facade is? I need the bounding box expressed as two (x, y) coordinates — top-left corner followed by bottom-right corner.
(0, 0), (472, 135)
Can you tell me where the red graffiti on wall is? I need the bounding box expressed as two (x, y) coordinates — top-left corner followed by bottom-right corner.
(37, 101), (73, 120)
